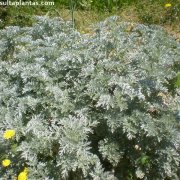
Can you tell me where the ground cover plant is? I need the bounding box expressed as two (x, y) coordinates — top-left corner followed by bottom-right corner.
(0, 16), (179, 179)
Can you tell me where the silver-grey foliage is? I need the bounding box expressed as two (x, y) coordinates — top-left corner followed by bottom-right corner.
(0, 16), (179, 179)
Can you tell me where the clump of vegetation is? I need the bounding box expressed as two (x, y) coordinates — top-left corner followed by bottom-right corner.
(0, 16), (179, 179)
(0, 0), (179, 37)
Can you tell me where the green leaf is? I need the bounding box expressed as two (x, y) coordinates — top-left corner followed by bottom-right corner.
(175, 72), (180, 87)
(141, 156), (149, 165)
(137, 154), (150, 166)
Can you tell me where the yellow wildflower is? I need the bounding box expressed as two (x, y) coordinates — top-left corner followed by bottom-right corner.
(165, 3), (172, 7)
(2, 159), (11, 167)
(18, 167), (28, 180)
(3, 129), (15, 139)
(18, 172), (27, 180)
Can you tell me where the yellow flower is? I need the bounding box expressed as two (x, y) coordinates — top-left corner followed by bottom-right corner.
(3, 129), (15, 139)
(18, 167), (28, 180)
(18, 172), (27, 180)
(2, 159), (11, 167)
(165, 3), (172, 7)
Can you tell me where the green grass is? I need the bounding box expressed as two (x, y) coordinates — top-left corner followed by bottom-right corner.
(0, 0), (179, 39)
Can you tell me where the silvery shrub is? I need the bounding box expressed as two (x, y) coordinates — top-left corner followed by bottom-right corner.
(0, 16), (179, 179)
